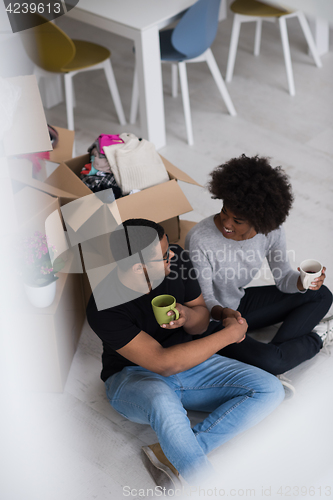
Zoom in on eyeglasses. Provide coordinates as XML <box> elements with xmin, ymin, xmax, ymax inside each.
<box><xmin>150</xmin><ymin>235</ymin><xmax>171</xmax><ymax>263</ymax></box>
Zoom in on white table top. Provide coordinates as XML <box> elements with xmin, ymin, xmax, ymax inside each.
<box><xmin>72</xmin><ymin>0</ymin><xmax>196</xmax><ymax>31</ymax></box>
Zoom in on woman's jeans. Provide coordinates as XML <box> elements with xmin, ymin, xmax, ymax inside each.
<box><xmin>218</xmin><ymin>285</ymin><xmax>333</xmax><ymax>375</ymax></box>
<box><xmin>105</xmin><ymin>355</ymin><xmax>284</xmax><ymax>484</ymax></box>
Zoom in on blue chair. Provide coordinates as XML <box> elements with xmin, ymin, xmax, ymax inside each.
<box><xmin>130</xmin><ymin>0</ymin><xmax>236</xmax><ymax>145</ymax></box>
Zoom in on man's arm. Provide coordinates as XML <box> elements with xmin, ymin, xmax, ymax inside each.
<box><xmin>116</xmin><ymin>315</ymin><xmax>247</xmax><ymax>377</ymax></box>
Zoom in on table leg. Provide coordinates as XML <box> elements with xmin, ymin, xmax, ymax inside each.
<box><xmin>134</xmin><ymin>27</ymin><xmax>166</xmax><ymax>150</ymax></box>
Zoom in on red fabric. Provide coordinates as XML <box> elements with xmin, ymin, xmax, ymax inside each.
<box><xmin>81</xmin><ymin>163</ymin><xmax>92</xmax><ymax>175</ymax></box>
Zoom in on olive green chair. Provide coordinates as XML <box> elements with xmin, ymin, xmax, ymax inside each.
<box><xmin>225</xmin><ymin>0</ymin><xmax>322</xmax><ymax>96</ymax></box>
<box><xmin>22</xmin><ymin>14</ymin><xmax>126</xmax><ymax>130</ymax></box>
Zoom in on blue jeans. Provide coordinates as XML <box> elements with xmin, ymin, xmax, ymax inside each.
<box><xmin>105</xmin><ymin>355</ymin><xmax>284</xmax><ymax>484</ymax></box>
<box><xmin>217</xmin><ymin>285</ymin><xmax>332</xmax><ymax>375</ymax></box>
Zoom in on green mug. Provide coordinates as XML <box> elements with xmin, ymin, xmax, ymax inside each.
<box><xmin>151</xmin><ymin>294</ymin><xmax>180</xmax><ymax>325</ymax></box>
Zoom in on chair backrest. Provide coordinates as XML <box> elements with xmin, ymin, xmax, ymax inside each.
<box><xmin>171</xmin><ymin>0</ymin><xmax>221</xmax><ymax>59</ymax></box>
<box><xmin>21</xmin><ymin>13</ymin><xmax>76</xmax><ymax>72</ymax></box>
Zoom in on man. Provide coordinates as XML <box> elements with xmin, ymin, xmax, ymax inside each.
<box><xmin>87</xmin><ymin>218</ymin><xmax>284</xmax><ymax>488</ymax></box>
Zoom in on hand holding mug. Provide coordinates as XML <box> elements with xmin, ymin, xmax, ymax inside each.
<box><xmin>152</xmin><ymin>295</ymin><xmax>180</xmax><ymax>327</ymax></box>
<box><xmin>298</xmin><ymin>259</ymin><xmax>326</xmax><ymax>291</ymax></box>
<box><xmin>162</xmin><ymin>303</ymin><xmax>189</xmax><ymax>329</ymax></box>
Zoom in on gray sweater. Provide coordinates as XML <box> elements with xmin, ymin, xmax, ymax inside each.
<box><xmin>185</xmin><ymin>215</ymin><xmax>301</xmax><ymax>312</ymax></box>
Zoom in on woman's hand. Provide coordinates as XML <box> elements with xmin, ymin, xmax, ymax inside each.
<box><xmin>221</xmin><ymin>307</ymin><xmax>245</xmax><ymax>325</ymax></box>
<box><xmin>297</xmin><ymin>266</ymin><xmax>326</xmax><ymax>291</ymax></box>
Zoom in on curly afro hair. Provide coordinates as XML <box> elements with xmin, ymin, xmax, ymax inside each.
<box><xmin>208</xmin><ymin>155</ymin><xmax>294</xmax><ymax>235</ymax></box>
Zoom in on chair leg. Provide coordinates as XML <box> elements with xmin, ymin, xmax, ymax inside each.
<box><xmin>64</xmin><ymin>73</ymin><xmax>75</xmax><ymax>130</ymax></box>
<box><xmin>33</xmin><ymin>66</ymin><xmax>41</xmax><ymax>84</ymax></box>
<box><xmin>297</xmin><ymin>11</ymin><xmax>322</xmax><ymax>68</ymax></box>
<box><xmin>226</xmin><ymin>14</ymin><xmax>242</xmax><ymax>82</ymax></box>
<box><xmin>130</xmin><ymin>66</ymin><xmax>139</xmax><ymax>124</ymax></box>
<box><xmin>254</xmin><ymin>19</ymin><xmax>262</xmax><ymax>56</ymax></box>
<box><xmin>178</xmin><ymin>62</ymin><xmax>194</xmax><ymax>146</ymax></box>
<box><xmin>72</xmin><ymin>83</ymin><xmax>76</xmax><ymax>108</ymax></box>
<box><xmin>205</xmin><ymin>49</ymin><xmax>237</xmax><ymax>116</ymax></box>
<box><xmin>103</xmin><ymin>59</ymin><xmax>126</xmax><ymax>126</ymax></box>
<box><xmin>278</xmin><ymin>17</ymin><xmax>295</xmax><ymax>96</ymax></box>
<box><xmin>171</xmin><ymin>64</ymin><xmax>178</xmax><ymax>97</ymax></box>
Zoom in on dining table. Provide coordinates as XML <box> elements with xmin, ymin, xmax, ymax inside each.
<box><xmin>66</xmin><ymin>0</ymin><xmax>199</xmax><ymax>150</ymax></box>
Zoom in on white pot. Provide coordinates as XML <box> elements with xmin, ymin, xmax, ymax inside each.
<box><xmin>24</xmin><ymin>280</ymin><xmax>57</xmax><ymax>308</ymax></box>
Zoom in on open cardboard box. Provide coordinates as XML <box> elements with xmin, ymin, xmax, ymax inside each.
<box><xmin>11</xmin><ymin>151</ymin><xmax>200</xmax><ymax>244</ymax></box>
<box><xmin>11</xmin><ymin>149</ymin><xmax>200</xmax><ymax>304</ymax></box>
<box><xmin>61</xmin><ymin>153</ymin><xmax>200</xmax><ymax>243</ymax></box>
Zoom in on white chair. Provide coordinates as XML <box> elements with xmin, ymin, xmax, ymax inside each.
<box><xmin>130</xmin><ymin>0</ymin><xmax>236</xmax><ymax>146</ymax></box>
<box><xmin>225</xmin><ymin>0</ymin><xmax>322</xmax><ymax>96</ymax></box>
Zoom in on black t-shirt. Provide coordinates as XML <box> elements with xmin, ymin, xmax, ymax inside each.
<box><xmin>86</xmin><ymin>245</ymin><xmax>201</xmax><ymax>381</ymax></box>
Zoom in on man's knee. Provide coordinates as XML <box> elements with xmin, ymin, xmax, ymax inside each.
<box><xmin>255</xmin><ymin>370</ymin><xmax>285</xmax><ymax>405</ymax></box>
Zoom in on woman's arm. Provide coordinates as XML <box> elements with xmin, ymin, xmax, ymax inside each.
<box><xmin>187</xmin><ymin>246</ymin><xmax>224</xmax><ymax>312</ymax></box>
<box><xmin>266</xmin><ymin>227</ymin><xmax>302</xmax><ymax>293</ymax></box>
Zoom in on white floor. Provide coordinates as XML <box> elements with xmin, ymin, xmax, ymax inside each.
<box><xmin>5</xmin><ymin>11</ymin><xmax>333</xmax><ymax>500</ymax></box>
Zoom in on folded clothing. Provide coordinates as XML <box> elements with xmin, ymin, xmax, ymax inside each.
<box><xmin>104</xmin><ymin>135</ymin><xmax>169</xmax><ymax>195</ymax></box>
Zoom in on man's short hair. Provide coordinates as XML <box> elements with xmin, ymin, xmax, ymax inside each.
<box><xmin>109</xmin><ymin>219</ymin><xmax>165</xmax><ymax>271</ymax></box>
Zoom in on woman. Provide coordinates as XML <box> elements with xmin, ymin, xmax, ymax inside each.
<box><xmin>185</xmin><ymin>155</ymin><xmax>332</xmax><ymax>375</ymax></box>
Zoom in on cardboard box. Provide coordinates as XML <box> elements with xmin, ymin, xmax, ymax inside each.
<box><xmin>14</xmin><ymin>187</ymin><xmax>85</xmax><ymax>392</ymax></box>
<box><xmin>48</xmin><ymin>126</ymin><xmax>75</xmax><ymax>165</ymax></box>
<box><xmin>10</xmin><ymin>151</ymin><xmax>200</xmax><ymax>244</ymax></box>
<box><xmin>9</xmin><ymin>125</ymin><xmax>75</xmax><ymax>188</ymax></box>
<box><xmin>13</xmin><ymin>271</ymin><xmax>85</xmax><ymax>392</ymax></box>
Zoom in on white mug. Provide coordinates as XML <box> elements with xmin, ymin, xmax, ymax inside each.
<box><xmin>299</xmin><ymin>259</ymin><xmax>323</xmax><ymax>290</ymax></box>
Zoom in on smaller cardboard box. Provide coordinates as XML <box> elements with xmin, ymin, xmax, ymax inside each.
<box><xmin>13</xmin><ymin>271</ymin><xmax>85</xmax><ymax>392</ymax></box>
<box><xmin>14</xmin><ymin>187</ymin><xmax>85</xmax><ymax>392</ymax></box>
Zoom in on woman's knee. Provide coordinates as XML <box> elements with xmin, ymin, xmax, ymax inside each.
<box><xmin>309</xmin><ymin>284</ymin><xmax>332</xmax><ymax>307</ymax></box>
<box><xmin>319</xmin><ymin>285</ymin><xmax>333</xmax><ymax>307</ymax></box>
